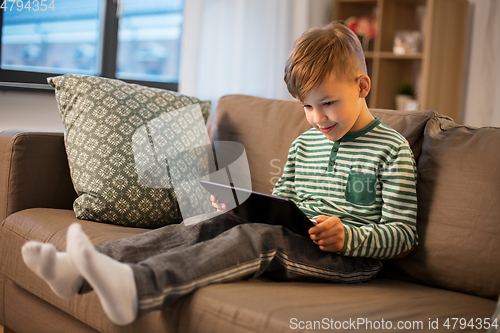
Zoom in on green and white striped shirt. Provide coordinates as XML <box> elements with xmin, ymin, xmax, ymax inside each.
<box><xmin>272</xmin><ymin>118</ymin><xmax>418</xmax><ymax>259</ymax></box>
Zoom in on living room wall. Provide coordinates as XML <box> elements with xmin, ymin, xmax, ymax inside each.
<box><xmin>462</xmin><ymin>0</ymin><xmax>500</xmax><ymax>127</ymax></box>
<box><xmin>0</xmin><ymin>90</ymin><xmax>63</xmax><ymax>132</ymax></box>
<box><xmin>0</xmin><ymin>0</ymin><xmax>498</xmax><ymax>131</ymax></box>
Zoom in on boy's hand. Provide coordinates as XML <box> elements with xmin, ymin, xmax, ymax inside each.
<box><xmin>309</xmin><ymin>215</ymin><xmax>345</xmax><ymax>252</ymax></box>
<box><xmin>210</xmin><ymin>195</ymin><xmax>236</xmax><ymax>215</ymax></box>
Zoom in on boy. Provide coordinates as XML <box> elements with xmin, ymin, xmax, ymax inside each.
<box><xmin>21</xmin><ymin>22</ymin><xmax>418</xmax><ymax>326</ymax></box>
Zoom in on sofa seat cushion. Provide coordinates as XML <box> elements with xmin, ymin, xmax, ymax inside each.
<box><xmin>2</xmin><ymin>208</ymin><xmax>496</xmax><ymax>333</ymax></box>
<box><xmin>178</xmin><ymin>278</ymin><xmax>496</xmax><ymax>333</ymax></box>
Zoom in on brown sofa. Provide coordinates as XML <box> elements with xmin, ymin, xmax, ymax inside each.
<box><xmin>1</xmin><ymin>94</ymin><xmax>499</xmax><ymax>333</ymax></box>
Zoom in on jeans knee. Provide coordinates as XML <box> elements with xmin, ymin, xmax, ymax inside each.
<box><xmin>230</xmin><ymin>224</ymin><xmax>287</xmax><ymax>248</ymax></box>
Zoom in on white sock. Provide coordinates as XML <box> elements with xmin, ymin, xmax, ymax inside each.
<box><xmin>66</xmin><ymin>223</ymin><xmax>138</xmax><ymax>326</ymax></box>
<box><xmin>21</xmin><ymin>241</ymin><xmax>83</xmax><ymax>299</ymax></box>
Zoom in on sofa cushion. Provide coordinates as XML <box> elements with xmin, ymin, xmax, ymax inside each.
<box><xmin>208</xmin><ymin>95</ymin><xmax>435</xmax><ymax>194</ymax></box>
<box><xmin>48</xmin><ymin>74</ymin><xmax>211</xmax><ymax>228</ymax></box>
<box><xmin>385</xmin><ymin>116</ymin><xmax>500</xmax><ymax>300</ymax></box>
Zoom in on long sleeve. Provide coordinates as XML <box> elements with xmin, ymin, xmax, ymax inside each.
<box><xmin>270</xmin><ymin>122</ymin><xmax>419</xmax><ymax>260</ymax></box>
<box><xmin>271</xmin><ymin>141</ymin><xmax>298</xmax><ymax>201</ymax></box>
<box><xmin>338</xmin><ymin>142</ymin><xmax>418</xmax><ymax>259</ymax></box>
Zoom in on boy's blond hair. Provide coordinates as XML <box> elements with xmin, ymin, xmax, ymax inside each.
<box><xmin>284</xmin><ymin>21</ymin><xmax>367</xmax><ymax>102</ymax></box>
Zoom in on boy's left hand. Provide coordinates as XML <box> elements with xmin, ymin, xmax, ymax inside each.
<box><xmin>309</xmin><ymin>215</ymin><xmax>345</xmax><ymax>252</ymax></box>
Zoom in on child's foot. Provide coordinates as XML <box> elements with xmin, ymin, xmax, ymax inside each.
<box><xmin>66</xmin><ymin>223</ymin><xmax>138</xmax><ymax>326</ymax></box>
<box><xmin>21</xmin><ymin>241</ymin><xmax>83</xmax><ymax>299</ymax></box>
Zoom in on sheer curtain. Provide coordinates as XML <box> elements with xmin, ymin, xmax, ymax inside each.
<box><xmin>179</xmin><ymin>0</ymin><xmax>332</xmax><ymax>108</ymax></box>
<box><xmin>463</xmin><ymin>0</ymin><xmax>500</xmax><ymax>127</ymax></box>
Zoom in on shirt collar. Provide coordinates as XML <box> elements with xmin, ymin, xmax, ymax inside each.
<box><xmin>339</xmin><ymin>117</ymin><xmax>380</xmax><ymax>142</ymax></box>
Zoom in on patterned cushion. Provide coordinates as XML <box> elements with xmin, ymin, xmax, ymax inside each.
<box><xmin>47</xmin><ymin>74</ymin><xmax>211</xmax><ymax>228</ymax></box>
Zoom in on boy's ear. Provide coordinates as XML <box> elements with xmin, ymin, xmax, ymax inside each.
<box><xmin>357</xmin><ymin>75</ymin><xmax>371</xmax><ymax>98</ymax></box>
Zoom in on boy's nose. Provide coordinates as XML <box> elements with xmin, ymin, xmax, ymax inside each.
<box><xmin>313</xmin><ymin>109</ymin><xmax>328</xmax><ymax>123</ymax></box>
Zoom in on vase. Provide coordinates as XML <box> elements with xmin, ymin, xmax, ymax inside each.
<box><xmin>395</xmin><ymin>95</ymin><xmax>419</xmax><ymax>111</ymax></box>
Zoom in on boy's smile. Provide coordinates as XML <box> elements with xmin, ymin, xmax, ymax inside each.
<box><xmin>301</xmin><ymin>73</ymin><xmax>374</xmax><ymax>141</ymax></box>
<box><xmin>318</xmin><ymin>124</ymin><xmax>336</xmax><ymax>133</ymax></box>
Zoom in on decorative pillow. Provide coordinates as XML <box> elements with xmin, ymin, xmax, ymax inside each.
<box><xmin>48</xmin><ymin>74</ymin><xmax>211</xmax><ymax>228</ymax></box>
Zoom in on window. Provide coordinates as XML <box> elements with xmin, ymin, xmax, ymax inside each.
<box><xmin>0</xmin><ymin>0</ymin><xmax>184</xmax><ymax>91</ymax></box>
<box><xmin>116</xmin><ymin>0</ymin><xmax>183</xmax><ymax>83</ymax></box>
<box><xmin>1</xmin><ymin>0</ymin><xmax>101</xmax><ymax>75</ymax></box>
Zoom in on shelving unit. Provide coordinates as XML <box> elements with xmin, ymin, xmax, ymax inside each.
<box><xmin>333</xmin><ymin>0</ymin><xmax>469</xmax><ymax>123</ymax></box>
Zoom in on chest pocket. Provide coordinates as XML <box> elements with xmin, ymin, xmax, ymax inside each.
<box><xmin>345</xmin><ymin>171</ymin><xmax>377</xmax><ymax>206</ymax></box>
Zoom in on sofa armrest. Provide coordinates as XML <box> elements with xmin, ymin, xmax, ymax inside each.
<box><xmin>0</xmin><ymin>130</ymin><xmax>77</xmax><ymax>222</ymax></box>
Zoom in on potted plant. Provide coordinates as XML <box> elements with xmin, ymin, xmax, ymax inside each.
<box><xmin>395</xmin><ymin>81</ymin><xmax>419</xmax><ymax>111</ymax></box>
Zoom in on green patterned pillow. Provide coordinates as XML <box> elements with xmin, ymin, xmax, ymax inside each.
<box><xmin>48</xmin><ymin>74</ymin><xmax>211</xmax><ymax>228</ymax></box>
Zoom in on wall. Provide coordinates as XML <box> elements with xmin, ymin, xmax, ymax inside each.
<box><xmin>1</xmin><ymin>0</ymin><xmax>499</xmax><ymax>131</ymax></box>
<box><xmin>0</xmin><ymin>90</ymin><xmax>63</xmax><ymax>132</ymax></box>
<box><xmin>462</xmin><ymin>0</ymin><xmax>500</xmax><ymax>128</ymax></box>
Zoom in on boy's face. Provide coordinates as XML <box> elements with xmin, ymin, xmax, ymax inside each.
<box><xmin>301</xmin><ymin>73</ymin><xmax>373</xmax><ymax>142</ymax></box>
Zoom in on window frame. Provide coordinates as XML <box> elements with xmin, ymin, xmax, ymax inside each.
<box><xmin>0</xmin><ymin>0</ymin><xmax>179</xmax><ymax>92</ymax></box>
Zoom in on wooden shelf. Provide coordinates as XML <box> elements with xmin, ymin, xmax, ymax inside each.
<box><xmin>333</xmin><ymin>0</ymin><xmax>469</xmax><ymax>123</ymax></box>
<box><xmin>378</xmin><ymin>52</ymin><xmax>423</xmax><ymax>59</ymax></box>
<box><xmin>364</xmin><ymin>52</ymin><xmax>376</xmax><ymax>59</ymax></box>
<box><xmin>337</xmin><ymin>0</ymin><xmax>377</xmax><ymax>3</ymax></box>
<box><xmin>365</xmin><ymin>52</ymin><xmax>424</xmax><ymax>60</ymax></box>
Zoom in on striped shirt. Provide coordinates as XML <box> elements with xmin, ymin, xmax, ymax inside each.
<box><xmin>272</xmin><ymin>118</ymin><xmax>418</xmax><ymax>259</ymax></box>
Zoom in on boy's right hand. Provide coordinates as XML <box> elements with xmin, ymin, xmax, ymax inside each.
<box><xmin>309</xmin><ymin>215</ymin><xmax>345</xmax><ymax>252</ymax></box>
<box><xmin>210</xmin><ymin>195</ymin><xmax>236</xmax><ymax>215</ymax></box>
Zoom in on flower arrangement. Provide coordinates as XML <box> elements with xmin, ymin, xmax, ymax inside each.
<box><xmin>345</xmin><ymin>16</ymin><xmax>377</xmax><ymax>51</ymax></box>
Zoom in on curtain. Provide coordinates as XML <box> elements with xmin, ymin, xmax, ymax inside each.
<box><xmin>179</xmin><ymin>0</ymin><xmax>332</xmax><ymax>109</ymax></box>
<box><xmin>463</xmin><ymin>0</ymin><xmax>500</xmax><ymax>127</ymax></box>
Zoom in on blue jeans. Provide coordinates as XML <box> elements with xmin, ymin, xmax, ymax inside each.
<box><xmin>87</xmin><ymin>213</ymin><xmax>382</xmax><ymax>313</ymax></box>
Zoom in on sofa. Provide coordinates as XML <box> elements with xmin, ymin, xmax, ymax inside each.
<box><xmin>0</xmin><ymin>94</ymin><xmax>499</xmax><ymax>333</ymax></box>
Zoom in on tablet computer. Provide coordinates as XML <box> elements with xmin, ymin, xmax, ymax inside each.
<box><xmin>200</xmin><ymin>180</ymin><xmax>315</xmax><ymax>237</ymax></box>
